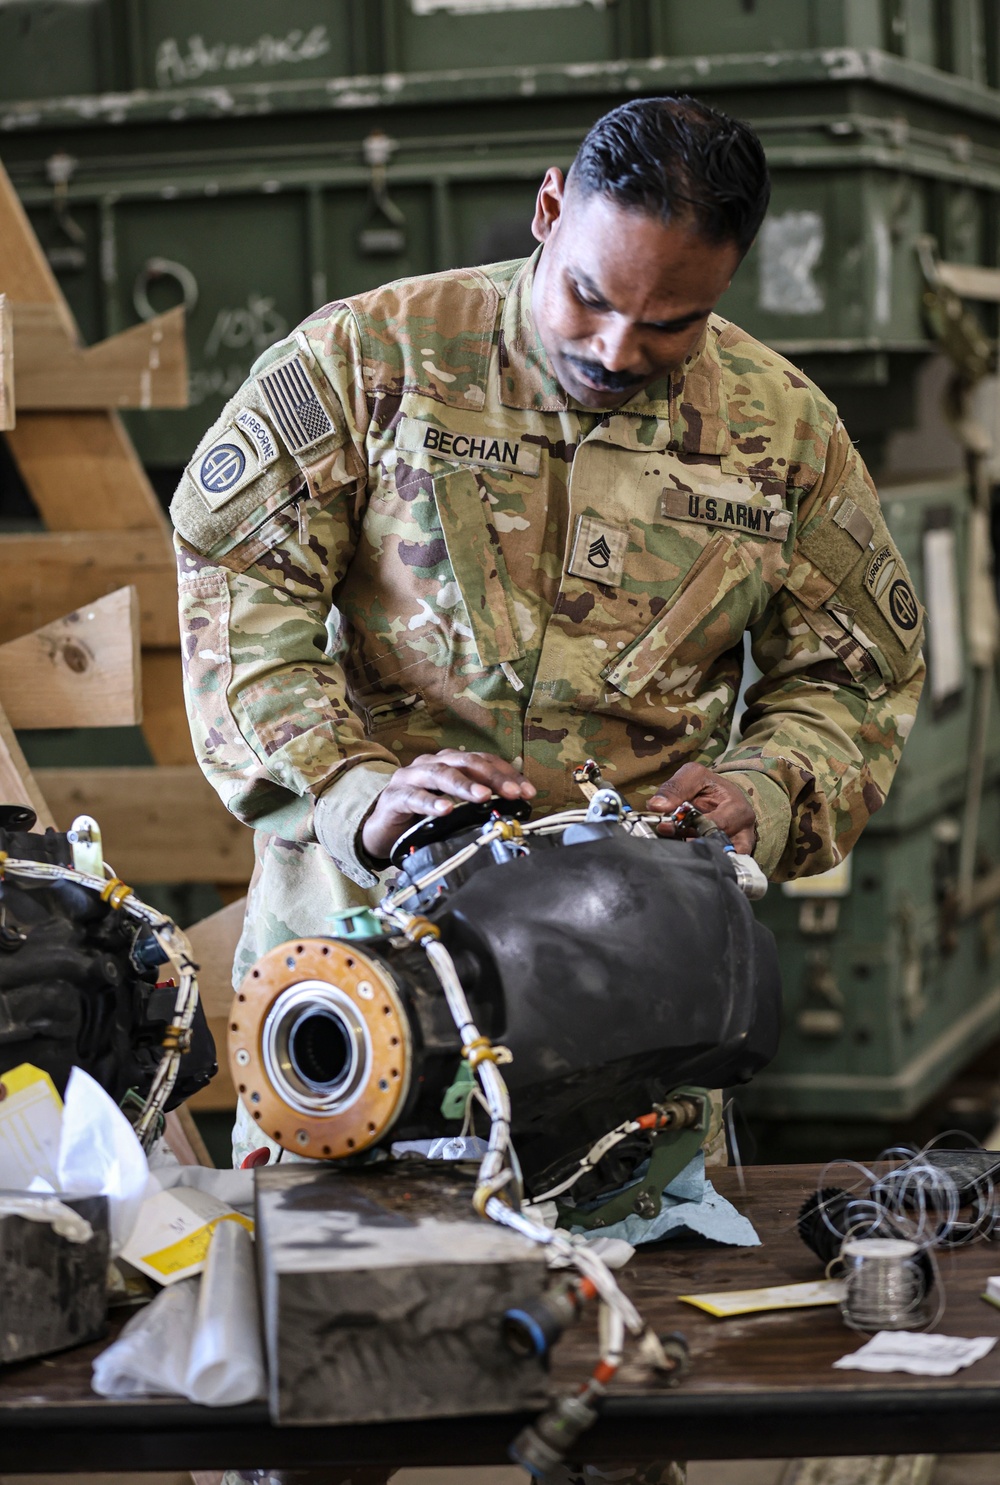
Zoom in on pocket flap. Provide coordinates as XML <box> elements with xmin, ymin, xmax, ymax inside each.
<box><xmin>433</xmin><ymin>468</ymin><xmax>524</xmax><ymax>668</ymax></box>
<box><xmin>602</xmin><ymin>535</ymin><xmax>754</xmax><ymax>697</ymax></box>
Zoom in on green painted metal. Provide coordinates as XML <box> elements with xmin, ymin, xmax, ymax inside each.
<box><xmin>745</xmin><ymin>472</ymin><xmax>1000</xmax><ymax>1122</ymax></box>
<box><xmin>745</xmin><ymin>782</ymin><xmax>1000</xmax><ymax>1121</ymax></box>
<box><xmin>0</xmin><ymin>8</ymin><xmax>997</xmax><ymax>466</ymax></box>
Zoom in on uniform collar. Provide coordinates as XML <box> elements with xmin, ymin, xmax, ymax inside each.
<box><xmin>497</xmin><ymin>253</ymin><xmax>730</xmax><ymax>457</ymax></box>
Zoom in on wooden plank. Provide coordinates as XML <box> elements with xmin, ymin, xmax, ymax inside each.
<box><xmin>140</xmin><ymin>650</ymin><xmax>198</xmax><ymax>767</ymax></box>
<box><xmin>186</xmin><ymin>896</ymin><xmax>247</xmax><ymax>1113</ymax></box>
<box><xmin>0</xmin><ymin>161</ymin><xmax>170</xmax><ymax>536</ymax></box>
<box><xmin>0</xmin><ymin>294</ymin><xmax>13</xmax><ymax>431</ymax></box>
<box><xmin>937</xmin><ymin>259</ymin><xmax>1000</xmax><ymax>302</ymax></box>
<box><xmin>163</xmin><ymin>1107</ymin><xmax>214</xmax><ymax>1168</ymax></box>
<box><xmin>185</xmin><ymin>896</ymin><xmax>246</xmax><ymax>1019</ymax></box>
<box><xmin>12</xmin><ymin>303</ymin><xmax>187</xmax><ymax>410</ymax></box>
<box><xmin>34</xmin><ymin>766</ymin><xmax>254</xmax><ymax>884</ymax></box>
<box><xmin>0</xmin><ymin>531</ymin><xmax>178</xmax><ymax>647</ymax></box>
<box><xmin>5</xmin><ymin>412</ymin><xmax>171</xmax><ymax>535</ymax></box>
<box><xmin>0</xmin><ymin>587</ymin><xmax>141</xmax><ymax>729</ymax></box>
<box><xmin>0</xmin><ymin>700</ymin><xmax>54</xmax><ymax>828</ymax></box>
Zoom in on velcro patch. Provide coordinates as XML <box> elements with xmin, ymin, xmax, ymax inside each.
<box><xmin>660</xmin><ymin>489</ymin><xmax>792</xmax><ymax>543</ymax></box>
<box><xmin>833</xmin><ymin>496</ymin><xmax>875</xmax><ymax>549</ymax></box>
<box><xmin>864</xmin><ymin>544</ymin><xmax>924</xmax><ymax>645</ymax></box>
<box><xmin>187</xmin><ymin>426</ymin><xmax>263</xmax><ymax>511</ymax></box>
<box><xmin>257</xmin><ymin>353</ymin><xmax>335</xmax><ymax>455</ymax></box>
<box><xmin>567</xmin><ymin>516</ymin><xmax>628</xmax><ymax>587</ymax></box>
<box><xmin>396</xmin><ymin>416</ymin><xmax>540</xmax><ymax>477</ymax></box>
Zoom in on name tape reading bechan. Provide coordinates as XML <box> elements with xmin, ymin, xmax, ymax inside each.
<box><xmin>396</xmin><ymin>416</ymin><xmax>540</xmax><ymax>476</ymax></box>
<box><xmin>660</xmin><ymin>489</ymin><xmax>792</xmax><ymax>542</ymax></box>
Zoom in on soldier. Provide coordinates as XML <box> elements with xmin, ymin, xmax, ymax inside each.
<box><xmin>172</xmin><ymin>90</ymin><xmax>924</xmax><ymax>1485</ymax></box>
<box><xmin>172</xmin><ymin>92</ymin><xmax>923</xmax><ymax>1133</ymax></box>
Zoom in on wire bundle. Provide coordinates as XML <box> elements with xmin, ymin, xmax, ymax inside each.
<box><xmin>840</xmin><ymin>1236</ymin><xmax>927</xmax><ymax>1333</ymax></box>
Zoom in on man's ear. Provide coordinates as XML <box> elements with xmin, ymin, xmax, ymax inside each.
<box><xmin>531</xmin><ymin>166</ymin><xmax>566</xmax><ymax>244</ymax></box>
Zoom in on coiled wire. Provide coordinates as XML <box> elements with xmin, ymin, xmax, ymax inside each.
<box><xmin>840</xmin><ymin>1236</ymin><xmax>927</xmax><ymax>1333</ymax></box>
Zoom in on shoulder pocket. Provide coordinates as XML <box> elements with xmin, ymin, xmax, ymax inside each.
<box><xmin>602</xmin><ymin>534</ymin><xmax>755</xmax><ymax>697</ymax></box>
<box><xmin>793</xmin><ymin>466</ymin><xmax>924</xmax><ymax>682</ymax></box>
<box><xmin>433</xmin><ymin>467</ymin><xmax>524</xmax><ymax>668</ymax></box>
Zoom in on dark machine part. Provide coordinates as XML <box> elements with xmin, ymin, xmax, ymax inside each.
<box><xmin>0</xmin><ymin>813</ymin><xmax>216</xmax><ymax>1107</ymax></box>
<box><xmin>232</xmin><ymin>826</ymin><xmax>780</xmax><ymax>1191</ymax></box>
<box><xmin>0</xmin><ymin>1193</ymin><xmax>109</xmax><ymax>1364</ymax></box>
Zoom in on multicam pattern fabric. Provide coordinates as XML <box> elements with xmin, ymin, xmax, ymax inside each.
<box><xmin>172</xmin><ymin>252</ymin><xmax>924</xmax><ymax>982</ymax></box>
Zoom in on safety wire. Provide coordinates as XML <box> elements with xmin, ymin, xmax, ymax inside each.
<box><xmin>0</xmin><ymin>853</ymin><xmax>200</xmax><ymax>1151</ymax></box>
<box><xmin>377</xmin><ymin>882</ymin><xmax>672</xmax><ymax>1406</ymax></box>
<box><xmin>811</xmin><ymin>1139</ymin><xmax>1000</xmax><ymax>1332</ymax></box>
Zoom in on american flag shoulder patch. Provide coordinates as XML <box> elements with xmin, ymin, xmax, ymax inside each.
<box><xmin>256</xmin><ymin>352</ymin><xmax>336</xmax><ymax>455</ymax></box>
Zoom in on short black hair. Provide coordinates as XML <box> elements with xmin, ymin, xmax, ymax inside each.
<box><xmin>569</xmin><ymin>96</ymin><xmax>770</xmax><ymax>256</ymax></box>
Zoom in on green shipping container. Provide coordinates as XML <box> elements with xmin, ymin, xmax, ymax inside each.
<box><xmin>745</xmin><ymin>472</ymin><xmax>1000</xmax><ymax>1122</ymax></box>
<box><xmin>0</xmin><ymin>5</ymin><xmax>999</xmax><ymax>465</ymax></box>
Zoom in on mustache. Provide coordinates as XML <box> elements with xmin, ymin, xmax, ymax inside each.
<box><xmin>563</xmin><ymin>354</ymin><xmax>644</xmax><ymax>394</ymax></box>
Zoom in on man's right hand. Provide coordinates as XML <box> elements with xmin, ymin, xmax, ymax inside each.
<box><xmin>361</xmin><ymin>750</ymin><xmax>536</xmax><ymax>862</ymax></box>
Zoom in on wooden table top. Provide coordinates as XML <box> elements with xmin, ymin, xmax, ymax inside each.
<box><xmin>3</xmin><ymin>1163</ymin><xmax>1000</xmax><ymax>1470</ymax></box>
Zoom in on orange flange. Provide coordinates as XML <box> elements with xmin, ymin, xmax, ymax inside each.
<box><xmin>229</xmin><ymin>936</ymin><xmax>412</xmax><ymax>1160</ymax></box>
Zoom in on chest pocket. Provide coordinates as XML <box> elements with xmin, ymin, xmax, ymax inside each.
<box><xmin>433</xmin><ymin>467</ymin><xmax>524</xmax><ymax>669</ymax></box>
<box><xmin>602</xmin><ymin>534</ymin><xmax>757</xmax><ymax>697</ymax></box>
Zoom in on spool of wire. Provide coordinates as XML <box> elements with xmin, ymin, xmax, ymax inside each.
<box><xmin>840</xmin><ymin>1236</ymin><xmax>927</xmax><ymax>1333</ymax></box>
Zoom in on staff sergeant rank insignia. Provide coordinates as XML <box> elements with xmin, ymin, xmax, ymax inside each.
<box><xmin>396</xmin><ymin>416</ymin><xmax>541</xmax><ymax>476</ymax></box>
<box><xmin>567</xmin><ymin>516</ymin><xmax>628</xmax><ymax>587</ymax></box>
<box><xmin>660</xmin><ymin>489</ymin><xmax>792</xmax><ymax>542</ymax></box>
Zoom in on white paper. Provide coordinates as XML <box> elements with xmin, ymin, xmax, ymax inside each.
<box><xmin>185</xmin><ymin>1219</ymin><xmax>265</xmax><ymax>1405</ymax></box>
<box><xmin>56</xmin><ymin>1068</ymin><xmax>149</xmax><ymax>1254</ymax></box>
<box><xmin>834</xmin><ymin>1331</ymin><xmax>997</xmax><ymax>1376</ymax></box>
<box><xmin>121</xmin><ymin>1185</ymin><xmax>252</xmax><ymax>1285</ymax></box>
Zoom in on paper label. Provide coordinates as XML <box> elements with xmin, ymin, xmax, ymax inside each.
<box><xmin>0</xmin><ymin>1062</ymin><xmax>63</xmax><ymax>1191</ymax></box>
<box><xmin>121</xmin><ymin>1186</ymin><xmax>253</xmax><ymax>1285</ymax></box>
<box><xmin>679</xmin><ymin>1279</ymin><xmax>846</xmax><ymax>1318</ymax></box>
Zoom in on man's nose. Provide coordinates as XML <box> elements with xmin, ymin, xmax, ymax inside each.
<box><xmin>590</xmin><ymin>317</ymin><xmax>643</xmax><ymax>374</ymax></box>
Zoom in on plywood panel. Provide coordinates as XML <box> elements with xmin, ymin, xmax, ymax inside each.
<box><xmin>0</xmin><ymin>586</ymin><xmax>141</xmax><ymax>729</ymax></box>
<box><xmin>0</xmin><ymin>531</ymin><xmax>178</xmax><ymax>646</ymax></box>
<box><xmin>35</xmin><ymin>765</ymin><xmax>254</xmax><ymax>883</ymax></box>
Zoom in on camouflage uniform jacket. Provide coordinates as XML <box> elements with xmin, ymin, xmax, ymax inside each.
<box><xmin>171</xmin><ymin>253</ymin><xmax>925</xmax><ymax>983</ymax></box>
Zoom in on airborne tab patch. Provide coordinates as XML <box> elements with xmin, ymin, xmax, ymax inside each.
<box><xmin>567</xmin><ymin>516</ymin><xmax>628</xmax><ymax>587</ymax></box>
<box><xmin>660</xmin><ymin>489</ymin><xmax>792</xmax><ymax>543</ymax></box>
<box><xmin>864</xmin><ymin>544</ymin><xmax>924</xmax><ymax>646</ymax></box>
<box><xmin>396</xmin><ymin>416</ymin><xmax>540</xmax><ymax>477</ymax></box>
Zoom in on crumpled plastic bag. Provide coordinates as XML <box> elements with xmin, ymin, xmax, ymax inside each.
<box><xmin>93</xmin><ymin>1219</ymin><xmax>265</xmax><ymax>1406</ymax></box>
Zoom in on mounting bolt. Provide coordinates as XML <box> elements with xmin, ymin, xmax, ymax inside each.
<box><xmin>235</xmin><ymin>1048</ymin><xmax>250</xmax><ymax>1067</ymax></box>
<box><xmin>632</xmin><ymin>1188</ymin><xmax>658</xmax><ymax>1220</ymax></box>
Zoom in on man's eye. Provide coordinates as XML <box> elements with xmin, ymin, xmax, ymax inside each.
<box><xmin>572</xmin><ymin>282</ymin><xmax>603</xmax><ymax>310</ymax></box>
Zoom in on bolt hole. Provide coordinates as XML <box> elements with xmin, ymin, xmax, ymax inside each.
<box><xmin>390</xmin><ymin>1035</ymin><xmax>399</xmax><ymax>1046</ymax></box>
<box><xmin>238</xmin><ymin>992</ymin><xmax>246</xmax><ymax>1001</ymax></box>
<box><xmin>347</xmin><ymin>1138</ymin><xmax>355</xmax><ymax>1149</ymax></box>
<box><xmin>274</xmin><ymin>1130</ymin><xmax>282</xmax><ymax>1140</ymax></box>
<box><xmin>321</xmin><ymin>946</ymin><xmax>330</xmax><ymax>956</ymax></box>
<box><xmin>253</xmin><ymin>1111</ymin><xmax>261</xmax><ymax>1120</ymax></box>
<box><xmin>251</xmin><ymin>971</ymin><xmax>260</xmax><ymax>979</ymax></box>
<box><xmin>230</xmin><ymin>1022</ymin><xmax>238</xmax><ymax>1031</ymax></box>
<box><xmin>238</xmin><ymin>1083</ymin><xmax>246</xmax><ymax>1093</ymax></box>
<box><xmin>391</xmin><ymin>1068</ymin><xmax>399</xmax><ymax>1079</ymax></box>
<box><xmin>323</xmin><ymin>1145</ymin><xmax>331</xmax><ymax>1155</ymax></box>
<box><xmin>346</xmin><ymin>957</ymin><xmax>355</xmax><ymax>968</ymax></box>
<box><xmin>368</xmin><ymin>1122</ymin><xmax>376</xmax><ymax>1133</ymax></box>
<box><xmin>382</xmin><ymin>1005</ymin><xmax>392</xmax><ymax>1016</ymax></box>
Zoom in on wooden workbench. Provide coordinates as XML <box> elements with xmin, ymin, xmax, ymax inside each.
<box><xmin>2</xmin><ymin>1164</ymin><xmax>1000</xmax><ymax>1471</ymax></box>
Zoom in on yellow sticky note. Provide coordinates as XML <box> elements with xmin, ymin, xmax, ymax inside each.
<box><xmin>678</xmin><ymin>1279</ymin><xmax>846</xmax><ymax>1318</ymax></box>
<box><xmin>0</xmin><ymin>1062</ymin><xmax>63</xmax><ymax>1190</ymax></box>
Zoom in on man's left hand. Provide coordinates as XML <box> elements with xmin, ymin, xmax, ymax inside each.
<box><xmin>648</xmin><ymin>763</ymin><xmax>756</xmax><ymax>855</ymax></box>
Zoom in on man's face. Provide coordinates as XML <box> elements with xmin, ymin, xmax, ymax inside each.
<box><xmin>530</xmin><ymin>168</ymin><xmax>742</xmax><ymax>410</ymax></box>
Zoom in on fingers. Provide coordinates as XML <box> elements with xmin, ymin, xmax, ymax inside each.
<box><xmin>361</xmin><ymin>750</ymin><xmax>535</xmax><ymax>861</ymax></box>
<box><xmin>648</xmin><ymin>762</ymin><xmax>714</xmax><ymax>812</ymax></box>
<box><xmin>647</xmin><ymin>765</ymin><xmax>757</xmax><ymax>855</ymax></box>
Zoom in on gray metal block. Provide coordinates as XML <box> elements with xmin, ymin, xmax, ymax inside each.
<box><xmin>0</xmin><ymin>1193</ymin><xmax>109</xmax><ymax>1364</ymax></box>
<box><xmin>255</xmin><ymin>1162</ymin><xmax>549</xmax><ymax>1425</ymax></box>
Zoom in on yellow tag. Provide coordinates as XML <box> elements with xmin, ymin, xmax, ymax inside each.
<box><xmin>140</xmin><ymin>1211</ymin><xmax>254</xmax><ymax>1279</ymax></box>
<box><xmin>678</xmin><ymin>1278</ymin><xmax>845</xmax><ymax>1318</ymax></box>
<box><xmin>0</xmin><ymin>1062</ymin><xmax>64</xmax><ymax>1189</ymax></box>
